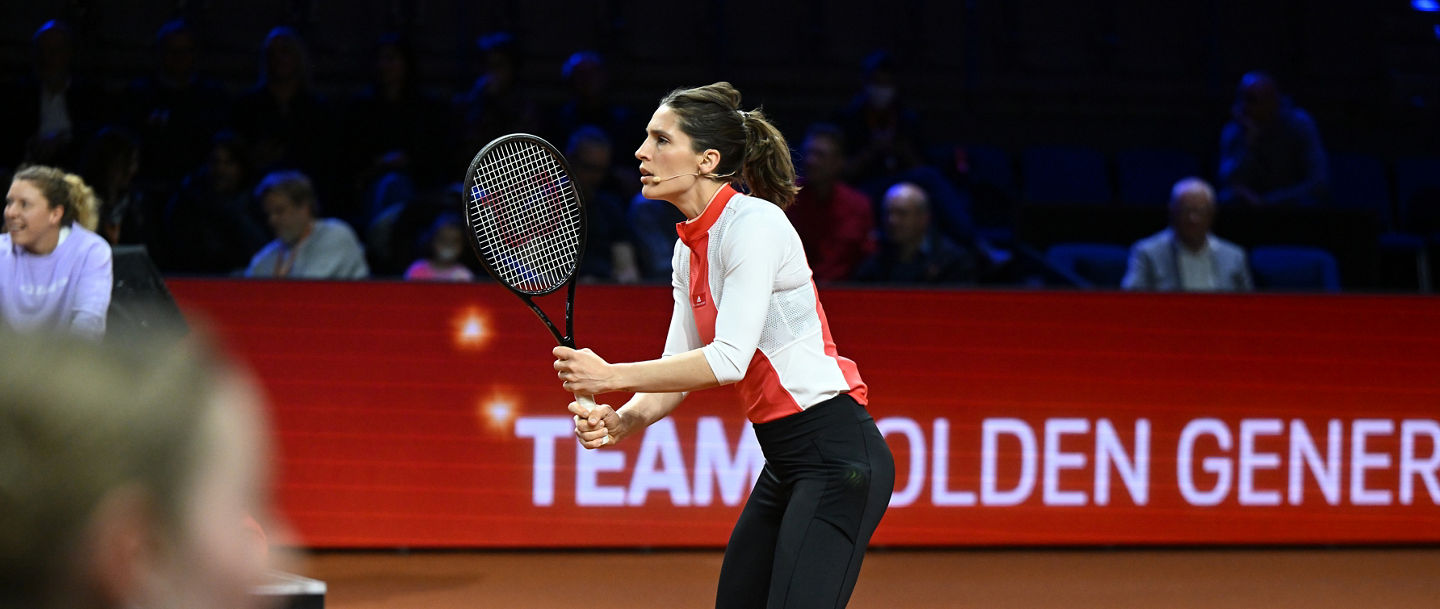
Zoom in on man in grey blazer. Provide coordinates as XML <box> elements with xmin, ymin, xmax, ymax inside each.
<box><xmin>1122</xmin><ymin>178</ymin><xmax>1253</xmax><ymax>292</ymax></box>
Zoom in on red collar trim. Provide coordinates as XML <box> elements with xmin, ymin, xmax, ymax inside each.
<box><xmin>676</xmin><ymin>184</ymin><xmax>739</xmax><ymax>245</ymax></box>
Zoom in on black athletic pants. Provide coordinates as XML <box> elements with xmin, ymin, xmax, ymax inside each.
<box><xmin>715</xmin><ymin>394</ymin><xmax>895</xmax><ymax>609</ymax></box>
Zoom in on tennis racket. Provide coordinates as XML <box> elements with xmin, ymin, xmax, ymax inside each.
<box><xmin>460</xmin><ymin>133</ymin><xmax>595</xmax><ymax>412</ymax></box>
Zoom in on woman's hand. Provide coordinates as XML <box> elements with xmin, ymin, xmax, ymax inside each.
<box><xmin>569</xmin><ymin>400</ymin><xmax>628</xmax><ymax>449</ymax></box>
<box><xmin>553</xmin><ymin>346</ymin><xmax>619</xmax><ymax>396</ymax></box>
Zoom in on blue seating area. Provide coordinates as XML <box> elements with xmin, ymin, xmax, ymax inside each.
<box><xmin>1249</xmin><ymin>246</ymin><xmax>1342</xmax><ymax>292</ymax></box>
<box><xmin>1044</xmin><ymin>243</ymin><xmax>1131</xmax><ymax>288</ymax></box>
<box><xmin>1116</xmin><ymin>148</ymin><xmax>1202</xmax><ymax>207</ymax></box>
<box><xmin>1022</xmin><ymin>146</ymin><xmax>1112</xmax><ymax>205</ymax></box>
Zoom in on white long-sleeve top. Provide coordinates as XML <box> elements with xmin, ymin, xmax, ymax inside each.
<box><xmin>664</xmin><ymin>184</ymin><xmax>867</xmax><ymax>424</ymax></box>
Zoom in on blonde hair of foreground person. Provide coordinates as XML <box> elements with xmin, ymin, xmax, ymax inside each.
<box><xmin>0</xmin><ymin>328</ymin><xmax>279</xmax><ymax>609</ymax></box>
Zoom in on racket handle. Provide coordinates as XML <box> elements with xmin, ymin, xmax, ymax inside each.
<box><xmin>573</xmin><ymin>393</ymin><xmax>606</xmax><ymax>446</ymax></box>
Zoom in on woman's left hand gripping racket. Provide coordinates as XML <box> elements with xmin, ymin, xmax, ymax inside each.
<box><xmin>460</xmin><ymin>133</ymin><xmax>599</xmax><ymax>415</ymax></box>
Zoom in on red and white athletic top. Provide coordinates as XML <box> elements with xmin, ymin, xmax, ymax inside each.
<box><xmin>664</xmin><ymin>184</ymin><xmax>868</xmax><ymax>424</ymax></box>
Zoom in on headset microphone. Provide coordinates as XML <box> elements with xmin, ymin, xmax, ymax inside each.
<box><xmin>649</xmin><ymin>172</ymin><xmax>701</xmax><ymax>183</ymax></box>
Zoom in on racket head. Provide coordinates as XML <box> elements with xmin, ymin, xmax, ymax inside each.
<box><xmin>461</xmin><ymin>133</ymin><xmax>587</xmax><ymax>297</ymax></box>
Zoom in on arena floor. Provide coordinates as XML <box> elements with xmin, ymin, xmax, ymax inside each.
<box><xmin>293</xmin><ymin>547</ymin><xmax>1440</xmax><ymax>608</ymax></box>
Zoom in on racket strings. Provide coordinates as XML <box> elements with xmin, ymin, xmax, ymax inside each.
<box><xmin>467</xmin><ymin>140</ymin><xmax>583</xmax><ymax>294</ymax></box>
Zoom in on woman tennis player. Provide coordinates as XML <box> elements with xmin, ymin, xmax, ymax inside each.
<box><xmin>553</xmin><ymin>82</ymin><xmax>895</xmax><ymax>609</ymax></box>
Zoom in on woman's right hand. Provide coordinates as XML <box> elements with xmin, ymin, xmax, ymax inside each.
<box><xmin>569</xmin><ymin>400</ymin><xmax>625</xmax><ymax>449</ymax></box>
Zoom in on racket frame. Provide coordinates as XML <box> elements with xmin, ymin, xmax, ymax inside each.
<box><xmin>460</xmin><ymin>133</ymin><xmax>587</xmax><ymax>349</ymax></box>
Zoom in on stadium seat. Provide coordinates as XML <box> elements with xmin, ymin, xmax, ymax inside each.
<box><xmin>1329</xmin><ymin>152</ymin><xmax>1428</xmax><ymax>290</ymax></box>
<box><xmin>1393</xmin><ymin>156</ymin><xmax>1440</xmax><ymax>236</ymax></box>
<box><xmin>1022</xmin><ymin>146</ymin><xmax>1112</xmax><ymax>205</ymax></box>
<box><xmin>966</xmin><ymin>144</ymin><xmax>1018</xmax><ymax>200</ymax></box>
<box><xmin>1328</xmin><ymin>152</ymin><xmax>1395</xmax><ymax>227</ymax></box>
<box><xmin>1115</xmin><ymin>148</ymin><xmax>1201</xmax><ymax>206</ymax></box>
<box><xmin>1044</xmin><ymin>242</ymin><xmax>1131</xmax><ymax>288</ymax></box>
<box><xmin>958</xmin><ymin>144</ymin><xmax>1018</xmax><ymax>243</ymax></box>
<box><xmin>1249</xmin><ymin>245</ymin><xmax>1341</xmax><ymax>292</ymax></box>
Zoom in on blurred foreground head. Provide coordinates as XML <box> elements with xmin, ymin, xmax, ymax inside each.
<box><xmin>0</xmin><ymin>327</ymin><xmax>276</xmax><ymax>609</ymax></box>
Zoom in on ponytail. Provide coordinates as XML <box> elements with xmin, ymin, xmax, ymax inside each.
<box><xmin>62</xmin><ymin>172</ymin><xmax>100</xmax><ymax>231</ymax></box>
<box><xmin>12</xmin><ymin>165</ymin><xmax>100</xmax><ymax>231</ymax></box>
<box><xmin>739</xmin><ymin>109</ymin><xmax>798</xmax><ymax>208</ymax></box>
<box><xmin>659</xmin><ymin>82</ymin><xmax>799</xmax><ymax>208</ymax></box>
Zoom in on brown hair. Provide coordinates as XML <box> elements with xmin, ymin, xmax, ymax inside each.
<box><xmin>254</xmin><ymin>169</ymin><xmax>318</xmax><ymax>214</ymax></box>
<box><xmin>0</xmin><ymin>328</ymin><xmax>227</xmax><ymax>607</ymax></box>
<box><xmin>659</xmin><ymin>82</ymin><xmax>799</xmax><ymax>208</ymax></box>
<box><xmin>12</xmin><ymin>165</ymin><xmax>100</xmax><ymax>231</ymax></box>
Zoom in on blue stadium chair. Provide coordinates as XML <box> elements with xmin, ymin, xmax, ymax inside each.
<box><xmin>1249</xmin><ymin>246</ymin><xmax>1341</xmax><ymax>292</ymax></box>
<box><xmin>1022</xmin><ymin>146</ymin><xmax>1112</xmax><ymax>205</ymax></box>
<box><xmin>1329</xmin><ymin>152</ymin><xmax>1395</xmax><ymax>228</ymax></box>
<box><xmin>959</xmin><ymin>144</ymin><xmax>1018</xmax><ymax>244</ymax></box>
<box><xmin>1331</xmin><ymin>152</ymin><xmax>1429</xmax><ymax>290</ymax></box>
<box><xmin>1394</xmin><ymin>156</ymin><xmax>1440</xmax><ymax>236</ymax></box>
<box><xmin>1115</xmin><ymin>148</ymin><xmax>1201</xmax><ymax>206</ymax></box>
<box><xmin>966</xmin><ymin>144</ymin><xmax>1018</xmax><ymax>200</ymax></box>
<box><xmin>1044</xmin><ymin>242</ymin><xmax>1131</xmax><ymax>288</ymax></box>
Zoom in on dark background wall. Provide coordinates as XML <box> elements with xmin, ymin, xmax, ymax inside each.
<box><xmin>2</xmin><ymin>0</ymin><xmax>1436</xmax><ymax>160</ymax></box>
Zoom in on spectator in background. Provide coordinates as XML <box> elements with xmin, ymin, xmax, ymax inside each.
<box><xmin>1</xmin><ymin>165</ymin><xmax>111</xmax><ymax>339</ymax></box>
<box><xmin>626</xmin><ymin>192</ymin><xmax>686</xmax><ymax>281</ymax></box>
<box><xmin>245</xmin><ymin>170</ymin><xmax>368</xmax><ymax>279</ymax></box>
<box><xmin>366</xmin><ymin>182</ymin><xmax>460</xmax><ymax>277</ymax></box>
<box><xmin>230</xmin><ymin>27</ymin><xmax>338</xmax><ymax>217</ymax></box>
<box><xmin>786</xmin><ymin>123</ymin><xmax>875</xmax><ymax>282</ymax></box>
<box><xmin>0</xmin><ymin>20</ymin><xmax>106</xmax><ymax>169</ymax></box>
<box><xmin>837</xmin><ymin>50</ymin><xmax>925</xmax><ymax>188</ymax></box>
<box><xmin>568</xmin><ymin>127</ymin><xmax>639</xmax><ymax>283</ymax></box>
<box><xmin>1218</xmin><ymin>72</ymin><xmax>1328</xmax><ymax>206</ymax></box>
<box><xmin>122</xmin><ymin>19</ymin><xmax>229</xmax><ymax>190</ymax></box>
<box><xmin>456</xmin><ymin>32</ymin><xmax>541</xmax><ymax>159</ymax></box>
<box><xmin>1122</xmin><ymin>177</ymin><xmax>1252</xmax><ymax>292</ymax></box>
<box><xmin>165</xmin><ymin>131</ymin><xmax>268</xmax><ymax>274</ymax></box>
<box><xmin>855</xmin><ymin>182</ymin><xmax>976</xmax><ymax>284</ymax></box>
<box><xmin>78</xmin><ymin>127</ymin><xmax>151</xmax><ymax>249</ymax></box>
<box><xmin>345</xmin><ymin>33</ymin><xmax>450</xmax><ymax>228</ymax></box>
<box><xmin>0</xmin><ymin>327</ymin><xmax>278</xmax><ymax>609</ymax></box>
<box><xmin>551</xmin><ymin>51</ymin><xmax>634</xmax><ymax>153</ymax></box>
<box><xmin>835</xmin><ymin>52</ymin><xmax>978</xmax><ymax>255</ymax></box>
<box><xmin>404</xmin><ymin>213</ymin><xmax>474</xmax><ymax>282</ymax></box>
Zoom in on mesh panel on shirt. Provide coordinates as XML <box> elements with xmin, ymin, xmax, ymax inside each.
<box><xmin>706</xmin><ymin>210</ymin><xmax>731</xmax><ymax>303</ymax></box>
<box><xmin>757</xmin><ymin>283</ymin><xmax>821</xmax><ymax>353</ymax></box>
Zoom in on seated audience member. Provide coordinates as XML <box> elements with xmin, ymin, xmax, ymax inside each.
<box><xmin>0</xmin><ymin>20</ymin><xmax>106</xmax><ymax>170</ymax></box>
<box><xmin>79</xmin><ymin>127</ymin><xmax>153</xmax><ymax>249</ymax></box>
<box><xmin>626</xmin><ymin>192</ymin><xmax>686</xmax><ymax>281</ymax></box>
<box><xmin>230</xmin><ymin>27</ymin><xmax>338</xmax><ymax>215</ymax></box>
<box><xmin>1</xmin><ymin>165</ymin><xmax>111</xmax><ymax>339</ymax></box>
<box><xmin>404</xmin><ymin>214</ymin><xmax>474</xmax><ymax>282</ymax></box>
<box><xmin>345</xmin><ymin>33</ymin><xmax>450</xmax><ymax>226</ymax></box>
<box><xmin>245</xmin><ymin>170</ymin><xmax>368</xmax><ymax>279</ymax></box>
<box><xmin>123</xmin><ymin>19</ymin><xmax>230</xmax><ymax>188</ymax></box>
<box><xmin>1218</xmin><ymin>72</ymin><xmax>1328</xmax><ymax>206</ymax></box>
<box><xmin>568</xmin><ymin>126</ymin><xmax>639</xmax><ymax>283</ymax></box>
<box><xmin>837</xmin><ymin>50</ymin><xmax>925</xmax><ymax>188</ymax></box>
<box><xmin>166</xmin><ymin>132</ymin><xmax>268</xmax><ymax>274</ymax></box>
<box><xmin>0</xmin><ymin>327</ymin><xmax>278</xmax><ymax>609</ymax></box>
<box><xmin>550</xmin><ymin>51</ymin><xmax>633</xmax><ymax>150</ymax></box>
<box><xmin>456</xmin><ymin>32</ymin><xmax>541</xmax><ymax>159</ymax></box>
<box><xmin>1122</xmin><ymin>177</ymin><xmax>1253</xmax><ymax>292</ymax></box>
<box><xmin>786</xmin><ymin>123</ymin><xmax>875</xmax><ymax>282</ymax></box>
<box><xmin>366</xmin><ymin>183</ymin><xmax>463</xmax><ymax>277</ymax></box>
<box><xmin>854</xmin><ymin>182</ymin><xmax>976</xmax><ymax>284</ymax></box>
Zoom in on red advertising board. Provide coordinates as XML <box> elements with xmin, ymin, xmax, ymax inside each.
<box><xmin>168</xmin><ymin>279</ymin><xmax>1440</xmax><ymax>548</ymax></box>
